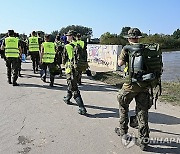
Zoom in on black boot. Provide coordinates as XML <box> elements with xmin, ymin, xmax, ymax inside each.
<box><xmin>12</xmin><ymin>77</ymin><xmax>19</xmax><ymax>86</ymax></box>
<box><xmin>63</xmin><ymin>91</ymin><xmax>72</xmax><ymax>105</ymax></box>
<box><xmin>49</xmin><ymin>76</ymin><xmax>54</xmax><ymax>87</ymax></box>
<box><xmin>8</xmin><ymin>77</ymin><xmax>12</xmax><ymax>84</ymax></box>
<box><xmin>74</xmin><ymin>94</ymin><xmax>87</xmax><ymax>115</ymax></box>
<box><xmin>49</xmin><ymin>80</ymin><xmax>54</xmax><ymax>87</ymax></box>
<box><xmin>13</xmin><ymin>81</ymin><xmax>19</xmax><ymax>86</ymax></box>
<box><xmin>135</xmin><ymin>138</ymin><xmax>149</xmax><ymax>151</ymax></box>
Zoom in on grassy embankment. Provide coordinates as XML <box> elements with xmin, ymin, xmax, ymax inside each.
<box><xmin>92</xmin><ymin>71</ymin><xmax>180</xmax><ymax>106</ymax></box>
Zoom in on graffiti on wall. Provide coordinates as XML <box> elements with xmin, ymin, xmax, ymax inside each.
<box><xmin>87</xmin><ymin>44</ymin><xmax>122</xmax><ymax>70</ymax></box>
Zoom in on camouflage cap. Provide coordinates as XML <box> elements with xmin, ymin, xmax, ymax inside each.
<box><xmin>124</xmin><ymin>28</ymin><xmax>143</xmax><ymax>38</ymax></box>
<box><xmin>44</xmin><ymin>34</ymin><xmax>50</xmax><ymax>39</ymax></box>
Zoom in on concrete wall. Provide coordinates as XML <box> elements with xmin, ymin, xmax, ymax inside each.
<box><xmin>87</xmin><ymin>44</ymin><xmax>122</xmax><ymax>70</ymax></box>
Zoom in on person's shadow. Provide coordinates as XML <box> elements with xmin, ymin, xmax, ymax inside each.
<box><xmin>148</xmin><ymin>112</ymin><xmax>180</xmax><ymax>125</ymax></box>
<box><xmin>129</xmin><ymin>110</ymin><xmax>180</xmax><ymax>152</ymax></box>
<box><xmin>129</xmin><ymin>110</ymin><xmax>180</xmax><ymax>125</ymax></box>
<box><xmin>20</xmin><ymin>82</ymin><xmax>67</xmax><ymax>91</ymax></box>
<box><xmin>79</xmin><ymin>81</ymin><xmax>119</xmax><ymax>92</ymax></box>
<box><xmin>68</xmin><ymin>103</ymin><xmax>119</xmax><ymax>118</ymax></box>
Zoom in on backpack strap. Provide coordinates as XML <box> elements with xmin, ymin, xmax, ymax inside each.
<box><xmin>150</xmin><ymin>86</ymin><xmax>154</xmax><ymax>108</ymax></box>
<box><xmin>69</xmin><ymin>43</ymin><xmax>78</xmax><ymax>69</ymax></box>
<box><xmin>154</xmin><ymin>80</ymin><xmax>162</xmax><ymax>109</ymax></box>
<box><xmin>69</xmin><ymin>43</ymin><xmax>75</xmax><ymax>48</ymax></box>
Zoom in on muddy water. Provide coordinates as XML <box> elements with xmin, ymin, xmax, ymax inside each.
<box><xmin>162</xmin><ymin>51</ymin><xmax>180</xmax><ymax>82</ymax></box>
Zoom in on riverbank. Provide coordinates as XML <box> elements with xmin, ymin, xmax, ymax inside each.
<box><xmin>162</xmin><ymin>49</ymin><xmax>180</xmax><ymax>52</ymax></box>
<box><xmin>92</xmin><ymin>71</ymin><xmax>180</xmax><ymax>105</ymax></box>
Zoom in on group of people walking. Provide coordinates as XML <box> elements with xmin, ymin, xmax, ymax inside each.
<box><xmin>1</xmin><ymin>29</ymin><xmax>88</xmax><ymax>115</ymax></box>
<box><xmin>0</xmin><ymin>28</ymin><xmax>163</xmax><ymax>151</ymax></box>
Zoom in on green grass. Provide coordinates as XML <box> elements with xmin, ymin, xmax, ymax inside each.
<box><xmin>92</xmin><ymin>71</ymin><xmax>180</xmax><ymax>105</ymax></box>
<box><xmin>92</xmin><ymin>71</ymin><xmax>126</xmax><ymax>88</ymax></box>
<box><xmin>160</xmin><ymin>82</ymin><xmax>180</xmax><ymax>105</ymax></box>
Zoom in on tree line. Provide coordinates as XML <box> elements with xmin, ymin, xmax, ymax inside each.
<box><xmin>1</xmin><ymin>25</ymin><xmax>180</xmax><ymax>50</ymax></box>
<box><xmin>100</xmin><ymin>27</ymin><xmax>180</xmax><ymax>50</ymax></box>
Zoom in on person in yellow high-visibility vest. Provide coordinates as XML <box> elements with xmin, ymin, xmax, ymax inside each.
<box><xmin>40</xmin><ymin>34</ymin><xmax>56</xmax><ymax>87</ymax></box>
<box><xmin>1</xmin><ymin>30</ymin><xmax>22</xmax><ymax>86</ymax></box>
<box><xmin>28</xmin><ymin>31</ymin><xmax>41</xmax><ymax>73</ymax></box>
<box><xmin>62</xmin><ymin>30</ymin><xmax>87</xmax><ymax>115</ymax></box>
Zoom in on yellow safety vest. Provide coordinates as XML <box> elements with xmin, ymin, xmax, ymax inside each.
<box><xmin>65</xmin><ymin>43</ymin><xmax>75</xmax><ymax>74</ymax></box>
<box><xmin>29</xmin><ymin>36</ymin><xmax>39</xmax><ymax>52</ymax></box>
<box><xmin>77</xmin><ymin>40</ymin><xmax>84</xmax><ymax>49</ymax></box>
<box><xmin>5</xmin><ymin>37</ymin><xmax>19</xmax><ymax>58</ymax></box>
<box><xmin>42</xmin><ymin>42</ymin><xmax>56</xmax><ymax>63</ymax></box>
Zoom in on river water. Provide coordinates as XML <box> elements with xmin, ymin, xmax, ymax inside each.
<box><xmin>162</xmin><ymin>51</ymin><xmax>180</xmax><ymax>82</ymax></box>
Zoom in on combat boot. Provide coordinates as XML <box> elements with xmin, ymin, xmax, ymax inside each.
<box><xmin>135</xmin><ymin>138</ymin><xmax>149</xmax><ymax>151</ymax></box>
<box><xmin>115</xmin><ymin>127</ymin><xmax>132</xmax><ymax>141</ymax></box>
<box><xmin>74</xmin><ymin>94</ymin><xmax>87</xmax><ymax>115</ymax></box>
<box><xmin>130</xmin><ymin>115</ymin><xmax>138</xmax><ymax>128</ymax></box>
<box><xmin>63</xmin><ymin>91</ymin><xmax>72</xmax><ymax>105</ymax></box>
<box><xmin>115</xmin><ymin>127</ymin><xmax>128</xmax><ymax>137</ymax></box>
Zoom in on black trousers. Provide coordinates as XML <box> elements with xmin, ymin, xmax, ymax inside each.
<box><xmin>6</xmin><ymin>57</ymin><xmax>19</xmax><ymax>82</ymax></box>
<box><xmin>29</xmin><ymin>51</ymin><xmax>39</xmax><ymax>71</ymax></box>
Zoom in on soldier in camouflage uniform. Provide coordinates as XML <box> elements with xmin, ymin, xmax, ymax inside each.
<box><xmin>76</xmin><ymin>33</ymin><xmax>88</xmax><ymax>85</ymax></box>
<box><xmin>62</xmin><ymin>30</ymin><xmax>87</xmax><ymax>115</ymax></box>
<box><xmin>115</xmin><ymin>28</ymin><xmax>152</xmax><ymax>151</ymax></box>
<box><xmin>54</xmin><ymin>35</ymin><xmax>64</xmax><ymax>76</ymax></box>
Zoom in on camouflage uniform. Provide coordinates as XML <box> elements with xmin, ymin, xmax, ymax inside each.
<box><xmin>63</xmin><ymin>43</ymin><xmax>86</xmax><ymax>108</ymax></box>
<box><xmin>116</xmin><ymin>28</ymin><xmax>152</xmax><ymax>151</ymax></box>
<box><xmin>76</xmin><ymin>34</ymin><xmax>88</xmax><ymax>85</ymax></box>
<box><xmin>62</xmin><ymin>30</ymin><xmax>87</xmax><ymax>115</ymax></box>
<box><xmin>54</xmin><ymin>39</ymin><xmax>64</xmax><ymax>76</ymax></box>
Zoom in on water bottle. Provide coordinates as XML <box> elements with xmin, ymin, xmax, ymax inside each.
<box><xmin>22</xmin><ymin>54</ymin><xmax>26</xmax><ymax>63</ymax></box>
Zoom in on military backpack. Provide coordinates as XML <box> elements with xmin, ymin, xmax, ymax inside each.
<box><xmin>124</xmin><ymin>43</ymin><xmax>163</xmax><ymax>108</ymax></box>
<box><xmin>70</xmin><ymin>43</ymin><xmax>88</xmax><ymax>72</ymax></box>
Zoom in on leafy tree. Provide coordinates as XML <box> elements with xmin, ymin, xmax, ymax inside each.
<box><xmin>141</xmin><ymin>33</ymin><xmax>180</xmax><ymax>49</ymax></box>
<box><xmin>0</xmin><ymin>33</ymin><xmax>6</xmax><ymax>39</ymax></box>
<box><xmin>172</xmin><ymin>29</ymin><xmax>180</xmax><ymax>39</ymax></box>
<box><xmin>100</xmin><ymin>32</ymin><xmax>127</xmax><ymax>45</ymax></box>
<box><xmin>51</xmin><ymin>30</ymin><xmax>59</xmax><ymax>42</ymax></box>
<box><xmin>59</xmin><ymin>25</ymin><xmax>92</xmax><ymax>37</ymax></box>
<box><xmin>120</xmin><ymin>27</ymin><xmax>131</xmax><ymax>36</ymax></box>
